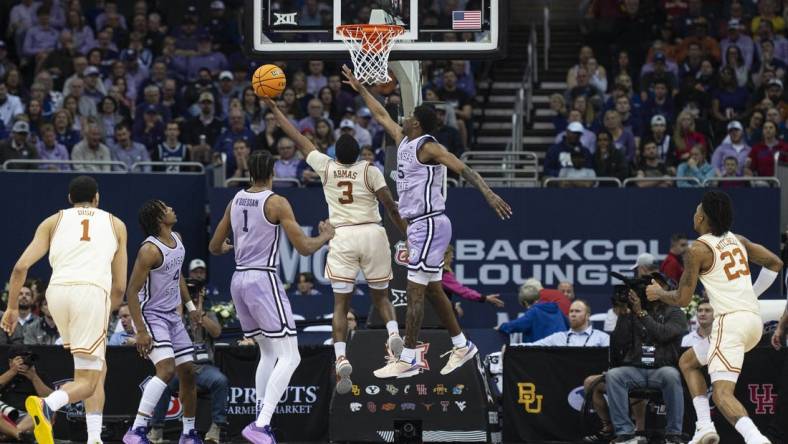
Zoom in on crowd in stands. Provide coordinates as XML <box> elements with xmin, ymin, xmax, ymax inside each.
<box><xmin>0</xmin><ymin>0</ymin><xmax>478</xmax><ymax>186</ymax></box>
<box><xmin>547</xmin><ymin>0</ymin><xmax>788</xmax><ymax>186</ymax></box>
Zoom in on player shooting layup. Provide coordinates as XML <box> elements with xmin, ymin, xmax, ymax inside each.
<box><xmin>209</xmin><ymin>150</ymin><xmax>334</xmax><ymax>444</ymax></box>
<box><xmin>647</xmin><ymin>191</ymin><xmax>783</xmax><ymax>444</ymax></box>
<box><xmin>343</xmin><ymin>65</ymin><xmax>513</xmax><ymax>378</ymax></box>
<box><xmin>262</xmin><ymin>95</ymin><xmax>406</xmax><ymax>394</ymax></box>
<box><xmin>1</xmin><ymin>176</ymin><xmax>128</xmax><ymax>444</ymax></box>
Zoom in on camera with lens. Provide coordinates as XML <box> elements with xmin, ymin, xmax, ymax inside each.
<box><xmin>186</xmin><ymin>278</ymin><xmax>205</xmax><ymax>302</ymax></box>
<box><xmin>610</xmin><ymin>271</ymin><xmax>669</xmax><ymax>310</ymax></box>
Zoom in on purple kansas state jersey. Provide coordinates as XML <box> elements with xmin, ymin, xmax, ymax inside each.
<box><xmin>138</xmin><ymin>234</ymin><xmax>185</xmax><ymax>313</ymax></box>
<box><xmin>230</xmin><ymin>189</ymin><xmax>296</xmax><ymax>338</ymax></box>
<box><xmin>231</xmin><ymin>189</ymin><xmax>280</xmax><ymax>269</ymax></box>
<box><xmin>396</xmin><ymin>135</ymin><xmax>447</xmax><ymax>220</ymax></box>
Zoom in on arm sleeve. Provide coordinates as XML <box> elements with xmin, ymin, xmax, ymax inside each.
<box><xmin>442</xmin><ymin>271</ymin><xmax>483</xmax><ymax>302</ymax></box>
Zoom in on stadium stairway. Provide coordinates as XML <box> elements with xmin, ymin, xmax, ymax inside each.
<box><xmin>475</xmin><ymin>22</ymin><xmax>582</xmax><ymax>164</ymax></box>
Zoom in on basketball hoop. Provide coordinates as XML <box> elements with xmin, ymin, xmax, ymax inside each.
<box><xmin>337</xmin><ymin>24</ymin><xmax>404</xmax><ymax>85</ymax></box>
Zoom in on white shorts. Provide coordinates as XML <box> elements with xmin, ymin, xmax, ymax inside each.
<box><xmin>693</xmin><ymin>337</ymin><xmax>710</xmax><ymax>366</ymax></box>
<box><xmin>47</xmin><ymin>284</ymin><xmax>110</xmax><ymax>360</ymax></box>
<box><xmin>325</xmin><ymin>224</ymin><xmax>392</xmax><ymax>287</ymax></box>
<box><xmin>707</xmin><ymin>311</ymin><xmax>762</xmax><ymax>379</ymax></box>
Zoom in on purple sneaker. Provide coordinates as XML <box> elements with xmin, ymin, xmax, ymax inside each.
<box><xmin>241</xmin><ymin>423</ymin><xmax>276</xmax><ymax>444</ymax></box>
<box><xmin>179</xmin><ymin>429</ymin><xmax>204</xmax><ymax>444</ymax></box>
<box><xmin>122</xmin><ymin>427</ymin><xmax>151</xmax><ymax>444</ymax></box>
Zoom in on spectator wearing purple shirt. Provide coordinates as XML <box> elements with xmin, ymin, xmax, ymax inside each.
<box><xmin>171</xmin><ymin>35</ymin><xmax>228</xmax><ymax>82</ymax></box>
<box><xmin>110</xmin><ymin>123</ymin><xmax>151</xmax><ymax>171</ymax></box>
<box><xmin>22</xmin><ymin>7</ymin><xmax>60</xmax><ymax>59</ymax></box>
<box><xmin>721</xmin><ymin>19</ymin><xmax>755</xmax><ymax>69</ymax></box>
<box><xmin>306</xmin><ymin>61</ymin><xmax>328</xmax><ymax>96</ymax></box>
<box><xmin>95</xmin><ymin>1</ymin><xmax>128</xmax><ymax>31</ymax></box>
<box><xmin>36</xmin><ymin>124</ymin><xmax>70</xmax><ymax>171</ymax></box>
<box><xmin>213</xmin><ymin>108</ymin><xmax>255</xmax><ymax>176</ymax></box>
<box><xmin>603</xmin><ymin>110</ymin><xmax>637</xmax><ymax>162</ymax></box>
<box><xmin>273</xmin><ymin>137</ymin><xmax>300</xmax><ymax>185</ymax></box>
<box><xmin>711</xmin><ymin>121</ymin><xmax>751</xmax><ymax>174</ymax></box>
<box><xmin>172</xmin><ymin>15</ymin><xmax>205</xmax><ymax>54</ymax></box>
<box><xmin>298</xmin><ymin>99</ymin><xmax>326</xmax><ymax>133</ymax></box>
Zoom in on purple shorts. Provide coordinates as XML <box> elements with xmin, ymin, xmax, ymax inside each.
<box><xmin>231</xmin><ymin>269</ymin><xmax>297</xmax><ymax>338</ymax></box>
<box><xmin>407</xmin><ymin>214</ymin><xmax>452</xmax><ymax>273</ymax></box>
<box><xmin>142</xmin><ymin>310</ymin><xmax>194</xmax><ymax>360</ymax></box>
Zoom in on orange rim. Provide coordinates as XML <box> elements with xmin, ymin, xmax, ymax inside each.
<box><xmin>337</xmin><ymin>24</ymin><xmax>404</xmax><ymax>53</ymax></box>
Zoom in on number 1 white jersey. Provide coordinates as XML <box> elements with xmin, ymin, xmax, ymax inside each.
<box><xmin>696</xmin><ymin>231</ymin><xmax>759</xmax><ymax>316</ymax></box>
<box><xmin>49</xmin><ymin>207</ymin><xmax>118</xmax><ymax>294</ymax></box>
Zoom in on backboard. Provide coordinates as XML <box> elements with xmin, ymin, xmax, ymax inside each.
<box><xmin>243</xmin><ymin>0</ymin><xmax>507</xmax><ymax>60</ymax></box>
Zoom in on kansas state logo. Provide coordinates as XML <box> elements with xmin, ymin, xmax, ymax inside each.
<box><xmin>350</xmin><ymin>402</ymin><xmax>362</xmax><ymax>412</ymax></box>
<box><xmin>394</xmin><ymin>241</ymin><xmax>409</xmax><ymax>266</ymax></box>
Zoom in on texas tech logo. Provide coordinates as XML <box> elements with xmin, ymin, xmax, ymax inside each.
<box><xmin>394</xmin><ymin>241</ymin><xmax>409</xmax><ymax>266</ymax></box>
<box><xmin>517</xmin><ymin>382</ymin><xmax>543</xmax><ymax>414</ymax></box>
<box><xmin>748</xmin><ymin>384</ymin><xmax>776</xmax><ymax>415</ymax></box>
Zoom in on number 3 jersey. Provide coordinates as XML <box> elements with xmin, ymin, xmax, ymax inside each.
<box><xmin>49</xmin><ymin>207</ymin><xmax>118</xmax><ymax>294</ymax></box>
<box><xmin>137</xmin><ymin>234</ymin><xmax>185</xmax><ymax>312</ymax></box>
<box><xmin>306</xmin><ymin>150</ymin><xmax>386</xmax><ymax>227</ymax></box>
<box><xmin>696</xmin><ymin>232</ymin><xmax>759</xmax><ymax>316</ymax></box>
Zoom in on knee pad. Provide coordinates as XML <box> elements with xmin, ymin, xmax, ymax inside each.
<box><xmin>73</xmin><ymin>354</ymin><xmax>103</xmax><ymax>370</ymax></box>
<box><xmin>331</xmin><ymin>281</ymin><xmax>355</xmax><ymax>293</ymax></box>
<box><xmin>368</xmin><ymin>280</ymin><xmax>389</xmax><ymax>290</ymax></box>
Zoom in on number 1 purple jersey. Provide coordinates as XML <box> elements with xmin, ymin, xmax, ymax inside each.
<box><xmin>396</xmin><ymin>135</ymin><xmax>447</xmax><ymax>220</ymax></box>
<box><xmin>231</xmin><ymin>189</ymin><xmax>280</xmax><ymax>269</ymax></box>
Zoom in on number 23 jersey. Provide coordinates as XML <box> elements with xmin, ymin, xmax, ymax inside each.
<box><xmin>696</xmin><ymin>232</ymin><xmax>759</xmax><ymax>316</ymax></box>
<box><xmin>306</xmin><ymin>150</ymin><xmax>386</xmax><ymax>227</ymax></box>
<box><xmin>49</xmin><ymin>207</ymin><xmax>118</xmax><ymax>294</ymax></box>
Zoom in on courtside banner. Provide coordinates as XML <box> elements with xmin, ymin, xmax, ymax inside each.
<box><xmin>209</xmin><ymin>188</ymin><xmax>780</xmax><ymax>320</ymax></box>
<box><xmin>213</xmin><ymin>344</ymin><xmax>333</xmax><ymax>442</ymax></box>
<box><xmin>503</xmin><ymin>346</ymin><xmax>609</xmax><ymax>441</ymax></box>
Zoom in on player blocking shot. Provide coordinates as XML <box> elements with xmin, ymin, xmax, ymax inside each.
<box><xmin>209</xmin><ymin>150</ymin><xmax>334</xmax><ymax>444</ymax></box>
<box><xmin>342</xmin><ymin>66</ymin><xmax>513</xmax><ymax>378</ymax></box>
<box><xmin>263</xmin><ymin>96</ymin><xmax>406</xmax><ymax>394</ymax></box>
<box><xmin>646</xmin><ymin>191</ymin><xmax>783</xmax><ymax>444</ymax></box>
<box><xmin>0</xmin><ymin>176</ymin><xmax>127</xmax><ymax>444</ymax></box>
<box><xmin>123</xmin><ymin>200</ymin><xmax>203</xmax><ymax>444</ymax></box>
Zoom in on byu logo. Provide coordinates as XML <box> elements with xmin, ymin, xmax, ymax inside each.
<box><xmin>391</xmin><ymin>289</ymin><xmax>408</xmax><ymax>307</ymax></box>
<box><xmin>366</xmin><ymin>385</ymin><xmax>381</xmax><ymax>395</ymax></box>
<box><xmin>455</xmin><ymin>401</ymin><xmax>467</xmax><ymax>412</ymax></box>
<box><xmin>748</xmin><ymin>384</ymin><xmax>776</xmax><ymax>415</ymax></box>
<box><xmin>273</xmin><ymin>12</ymin><xmax>298</xmax><ymax>26</ymax></box>
<box><xmin>517</xmin><ymin>382</ymin><xmax>543</xmax><ymax>414</ymax></box>
<box><xmin>350</xmin><ymin>402</ymin><xmax>362</xmax><ymax>412</ymax></box>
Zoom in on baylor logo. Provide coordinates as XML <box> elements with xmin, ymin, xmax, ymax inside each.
<box><xmin>517</xmin><ymin>382</ymin><xmax>543</xmax><ymax>414</ymax></box>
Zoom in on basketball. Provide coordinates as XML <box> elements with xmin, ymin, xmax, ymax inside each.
<box><xmin>252</xmin><ymin>64</ymin><xmax>286</xmax><ymax>98</ymax></box>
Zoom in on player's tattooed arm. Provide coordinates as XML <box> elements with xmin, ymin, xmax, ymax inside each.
<box><xmin>421</xmin><ymin>142</ymin><xmax>512</xmax><ymax>220</ymax></box>
<box><xmin>376</xmin><ymin>187</ymin><xmax>407</xmax><ymax>235</ymax></box>
<box><xmin>646</xmin><ymin>243</ymin><xmax>706</xmax><ymax>307</ymax></box>
<box><xmin>341</xmin><ymin>65</ymin><xmax>403</xmax><ymax>145</ymax></box>
<box><xmin>404</xmin><ymin>288</ymin><xmax>426</xmax><ymax>350</ymax></box>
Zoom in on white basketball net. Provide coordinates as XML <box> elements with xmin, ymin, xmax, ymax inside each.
<box><xmin>337</xmin><ymin>25</ymin><xmax>404</xmax><ymax>85</ymax></box>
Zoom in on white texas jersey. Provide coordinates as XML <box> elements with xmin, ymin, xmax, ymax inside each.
<box><xmin>49</xmin><ymin>207</ymin><xmax>118</xmax><ymax>293</ymax></box>
<box><xmin>696</xmin><ymin>231</ymin><xmax>759</xmax><ymax>316</ymax></box>
<box><xmin>306</xmin><ymin>150</ymin><xmax>387</xmax><ymax>227</ymax></box>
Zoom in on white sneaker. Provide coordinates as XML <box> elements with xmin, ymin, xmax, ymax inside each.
<box><xmin>439</xmin><ymin>341</ymin><xmax>478</xmax><ymax>375</ymax></box>
<box><xmin>688</xmin><ymin>422</ymin><xmax>719</xmax><ymax>444</ymax></box>
<box><xmin>387</xmin><ymin>333</ymin><xmax>404</xmax><ymax>359</ymax></box>
<box><xmin>373</xmin><ymin>358</ymin><xmax>420</xmax><ymax>379</ymax></box>
<box><xmin>335</xmin><ymin>356</ymin><xmax>353</xmax><ymax>394</ymax></box>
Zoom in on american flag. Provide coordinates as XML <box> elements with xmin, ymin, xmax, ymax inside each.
<box><xmin>452</xmin><ymin>10</ymin><xmax>482</xmax><ymax>30</ymax></box>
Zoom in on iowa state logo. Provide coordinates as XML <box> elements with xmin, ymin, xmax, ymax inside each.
<box><xmin>394</xmin><ymin>241</ymin><xmax>409</xmax><ymax>266</ymax></box>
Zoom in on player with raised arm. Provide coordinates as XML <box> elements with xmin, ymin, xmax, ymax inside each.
<box><xmin>646</xmin><ymin>191</ymin><xmax>783</xmax><ymax>444</ymax></box>
<box><xmin>209</xmin><ymin>150</ymin><xmax>334</xmax><ymax>444</ymax></box>
<box><xmin>0</xmin><ymin>176</ymin><xmax>127</xmax><ymax>444</ymax></box>
<box><xmin>342</xmin><ymin>65</ymin><xmax>512</xmax><ymax>378</ymax></box>
<box><xmin>122</xmin><ymin>200</ymin><xmax>203</xmax><ymax>444</ymax></box>
<box><xmin>263</xmin><ymin>95</ymin><xmax>406</xmax><ymax>394</ymax></box>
